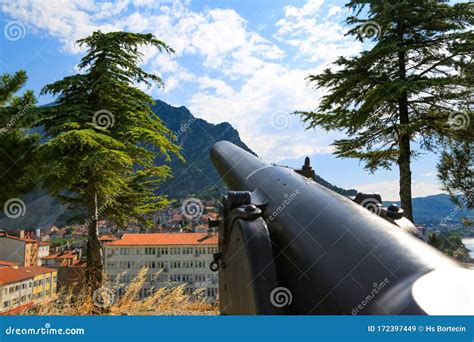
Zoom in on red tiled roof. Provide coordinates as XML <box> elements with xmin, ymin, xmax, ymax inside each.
<box><xmin>0</xmin><ymin>266</ymin><xmax>57</xmax><ymax>285</ymax></box>
<box><xmin>42</xmin><ymin>251</ymin><xmax>77</xmax><ymax>260</ymax></box>
<box><xmin>0</xmin><ymin>261</ymin><xmax>18</xmax><ymax>267</ymax></box>
<box><xmin>105</xmin><ymin>233</ymin><xmax>218</xmax><ymax>246</ymax></box>
<box><xmin>99</xmin><ymin>235</ymin><xmax>117</xmax><ymax>241</ymax></box>
<box><xmin>0</xmin><ymin>235</ymin><xmax>38</xmax><ymax>243</ymax></box>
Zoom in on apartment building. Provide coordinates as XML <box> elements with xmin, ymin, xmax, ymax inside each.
<box><xmin>104</xmin><ymin>233</ymin><xmax>219</xmax><ymax>300</ymax></box>
<box><xmin>0</xmin><ymin>231</ymin><xmax>38</xmax><ymax>266</ymax></box>
<box><xmin>41</xmin><ymin>251</ymin><xmax>78</xmax><ymax>268</ymax></box>
<box><xmin>0</xmin><ymin>265</ymin><xmax>57</xmax><ymax>313</ymax></box>
<box><xmin>37</xmin><ymin>242</ymin><xmax>50</xmax><ymax>266</ymax></box>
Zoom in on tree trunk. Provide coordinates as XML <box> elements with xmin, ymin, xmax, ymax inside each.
<box><xmin>397</xmin><ymin>45</ymin><xmax>414</xmax><ymax>222</ymax></box>
<box><xmin>398</xmin><ymin>129</ymin><xmax>413</xmax><ymax>222</ymax></box>
<box><xmin>85</xmin><ymin>181</ymin><xmax>104</xmax><ymax>294</ymax></box>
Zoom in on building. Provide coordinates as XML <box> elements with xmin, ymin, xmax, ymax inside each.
<box><xmin>99</xmin><ymin>235</ymin><xmax>118</xmax><ymax>244</ymax></box>
<box><xmin>41</xmin><ymin>251</ymin><xmax>78</xmax><ymax>268</ymax></box>
<box><xmin>104</xmin><ymin>233</ymin><xmax>219</xmax><ymax>300</ymax></box>
<box><xmin>0</xmin><ymin>231</ymin><xmax>38</xmax><ymax>266</ymax></box>
<box><xmin>0</xmin><ymin>265</ymin><xmax>57</xmax><ymax>313</ymax></box>
<box><xmin>37</xmin><ymin>242</ymin><xmax>50</xmax><ymax>266</ymax></box>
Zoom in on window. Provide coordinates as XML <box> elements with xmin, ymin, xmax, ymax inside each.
<box><xmin>144</xmin><ymin>261</ymin><xmax>155</xmax><ymax>268</ymax></box>
<box><xmin>145</xmin><ymin>247</ymin><xmax>156</xmax><ymax>255</ymax></box>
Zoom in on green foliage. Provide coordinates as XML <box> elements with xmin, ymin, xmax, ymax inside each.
<box><xmin>0</xmin><ymin>70</ymin><xmax>38</xmax><ymax>204</ymax></box>
<box><xmin>297</xmin><ymin>0</ymin><xmax>473</xmax><ymax>221</ymax></box>
<box><xmin>50</xmin><ymin>237</ymin><xmax>74</xmax><ymax>248</ymax></box>
<box><xmin>30</xmin><ymin>31</ymin><xmax>181</xmax><ymax>289</ymax></box>
<box><xmin>300</xmin><ymin>0</ymin><xmax>472</xmax><ymax>165</ymax></box>
<box><xmin>427</xmin><ymin>231</ymin><xmax>471</xmax><ymax>261</ymax></box>
<box><xmin>32</xmin><ymin>31</ymin><xmax>181</xmax><ymax>227</ymax></box>
<box><xmin>437</xmin><ymin>140</ymin><xmax>473</xmax><ymax>225</ymax></box>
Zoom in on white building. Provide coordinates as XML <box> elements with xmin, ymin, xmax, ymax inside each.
<box><xmin>0</xmin><ymin>265</ymin><xmax>57</xmax><ymax>313</ymax></box>
<box><xmin>37</xmin><ymin>242</ymin><xmax>50</xmax><ymax>266</ymax></box>
<box><xmin>104</xmin><ymin>233</ymin><xmax>219</xmax><ymax>300</ymax></box>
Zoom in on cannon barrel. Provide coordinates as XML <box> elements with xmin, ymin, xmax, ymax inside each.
<box><xmin>210</xmin><ymin>140</ymin><xmax>474</xmax><ymax>315</ymax></box>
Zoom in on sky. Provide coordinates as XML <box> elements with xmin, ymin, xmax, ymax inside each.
<box><xmin>0</xmin><ymin>0</ymin><xmax>447</xmax><ymax>201</ymax></box>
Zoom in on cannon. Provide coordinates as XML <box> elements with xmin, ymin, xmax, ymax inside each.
<box><xmin>209</xmin><ymin>140</ymin><xmax>474</xmax><ymax>315</ymax></box>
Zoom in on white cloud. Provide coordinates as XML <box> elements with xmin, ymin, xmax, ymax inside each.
<box><xmin>187</xmin><ymin>62</ymin><xmax>342</xmax><ymax>161</ymax></box>
<box><xmin>1</xmin><ymin>0</ymin><xmax>446</xmax><ymax>197</ymax></box>
<box><xmin>275</xmin><ymin>0</ymin><xmax>362</xmax><ymax>63</ymax></box>
<box><xmin>1</xmin><ymin>0</ymin><xmax>131</xmax><ymax>53</ymax></box>
<box><xmin>283</xmin><ymin>0</ymin><xmax>324</xmax><ymax>19</ymax></box>
<box><xmin>0</xmin><ymin>0</ymin><xmax>358</xmax><ymax>161</ymax></box>
<box><xmin>355</xmin><ymin>180</ymin><xmax>445</xmax><ymax>201</ymax></box>
<box><xmin>327</xmin><ymin>5</ymin><xmax>343</xmax><ymax>17</ymax></box>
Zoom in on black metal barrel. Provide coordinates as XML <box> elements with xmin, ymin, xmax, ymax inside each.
<box><xmin>210</xmin><ymin>140</ymin><xmax>474</xmax><ymax>315</ymax></box>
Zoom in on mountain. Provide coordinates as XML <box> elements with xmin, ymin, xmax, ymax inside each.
<box><xmin>1</xmin><ymin>100</ymin><xmax>467</xmax><ymax>230</ymax></box>
<box><xmin>151</xmin><ymin>100</ymin><xmax>254</xmax><ymax>198</ymax></box>
<box><xmin>151</xmin><ymin>100</ymin><xmax>355</xmax><ymax>198</ymax></box>
<box><xmin>0</xmin><ymin>100</ymin><xmax>259</xmax><ymax>230</ymax></box>
<box><xmin>383</xmin><ymin>193</ymin><xmax>472</xmax><ymax>226</ymax></box>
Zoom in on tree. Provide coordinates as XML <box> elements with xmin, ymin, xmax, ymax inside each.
<box><xmin>437</xmin><ymin>140</ymin><xmax>473</xmax><ymax>225</ymax></box>
<box><xmin>0</xmin><ymin>70</ymin><xmax>38</xmax><ymax>204</ymax></box>
<box><xmin>32</xmin><ymin>32</ymin><xmax>181</xmax><ymax>295</ymax></box>
<box><xmin>297</xmin><ymin>0</ymin><xmax>473</xmax><ymax>221</ymax></box>
<box><xmin>437</xmin><ymin>54</ymin><xmax>473</xmax><ymax>225</ymax></box>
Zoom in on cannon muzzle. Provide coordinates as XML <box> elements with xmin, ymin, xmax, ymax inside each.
<box><xmin>210</xmin><ymin>140</ymin><xmax>474</xmax><ymax>315</ymax></box>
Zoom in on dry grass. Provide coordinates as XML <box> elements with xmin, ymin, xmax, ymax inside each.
<box><xmin>17</xmin><ymin>268</ymin><xmax>219</xmax><ymax>316</ymax></box>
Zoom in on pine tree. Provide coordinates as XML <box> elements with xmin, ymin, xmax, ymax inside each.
<box><xmin>437</xmin><ymin>140</ymin><xmax>473</xmax><ymax>225</ymax></box>
<box><xmin>0</xmin><ymin>70</ymin><xmax>38</xmax><ymax>204</ymax></box>
<box><xmin>437</xmin><ymin>44</ymin><xmax>473</xmax><ymax>225</ymax></box>
<box><xmin>31</xmin><ymin>32</ymin><xmax>181</xmax><ymax>294</ymax></box>
<box><xmin>297</xmin><ymin>0</ymin><xmax>473</xmax><ymax>221</ymax></box>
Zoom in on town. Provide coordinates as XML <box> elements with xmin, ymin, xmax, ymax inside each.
<box><xmin>0</xmin><ymin>199</ymin><xmax>219</xmax><ymax>314</ymax></box>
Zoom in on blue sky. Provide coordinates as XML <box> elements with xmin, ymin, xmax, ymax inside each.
<box><xmin>0</xmin><ymin>0</ymin><xmax>446</xmax><ymax>201</ymax></box>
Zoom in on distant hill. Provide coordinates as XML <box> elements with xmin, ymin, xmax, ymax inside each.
<box><xmin>151</xmin><ymin>100</ymin><xmax>355</xmax><ymax>198</ymax></box>
<box><xmin>2</xmin><ymin>100</ymin><xmax>467</xmax><ymax>230</ymax></box>
<box><xmin>383</xmin><ymin>193</ymin><xmax>472</xmax><ymax>226</ymax></box>
<box><xmin>150</xmin><ymin>100</ymin><xmax>255</xmax><ymax>198</ymax></box>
